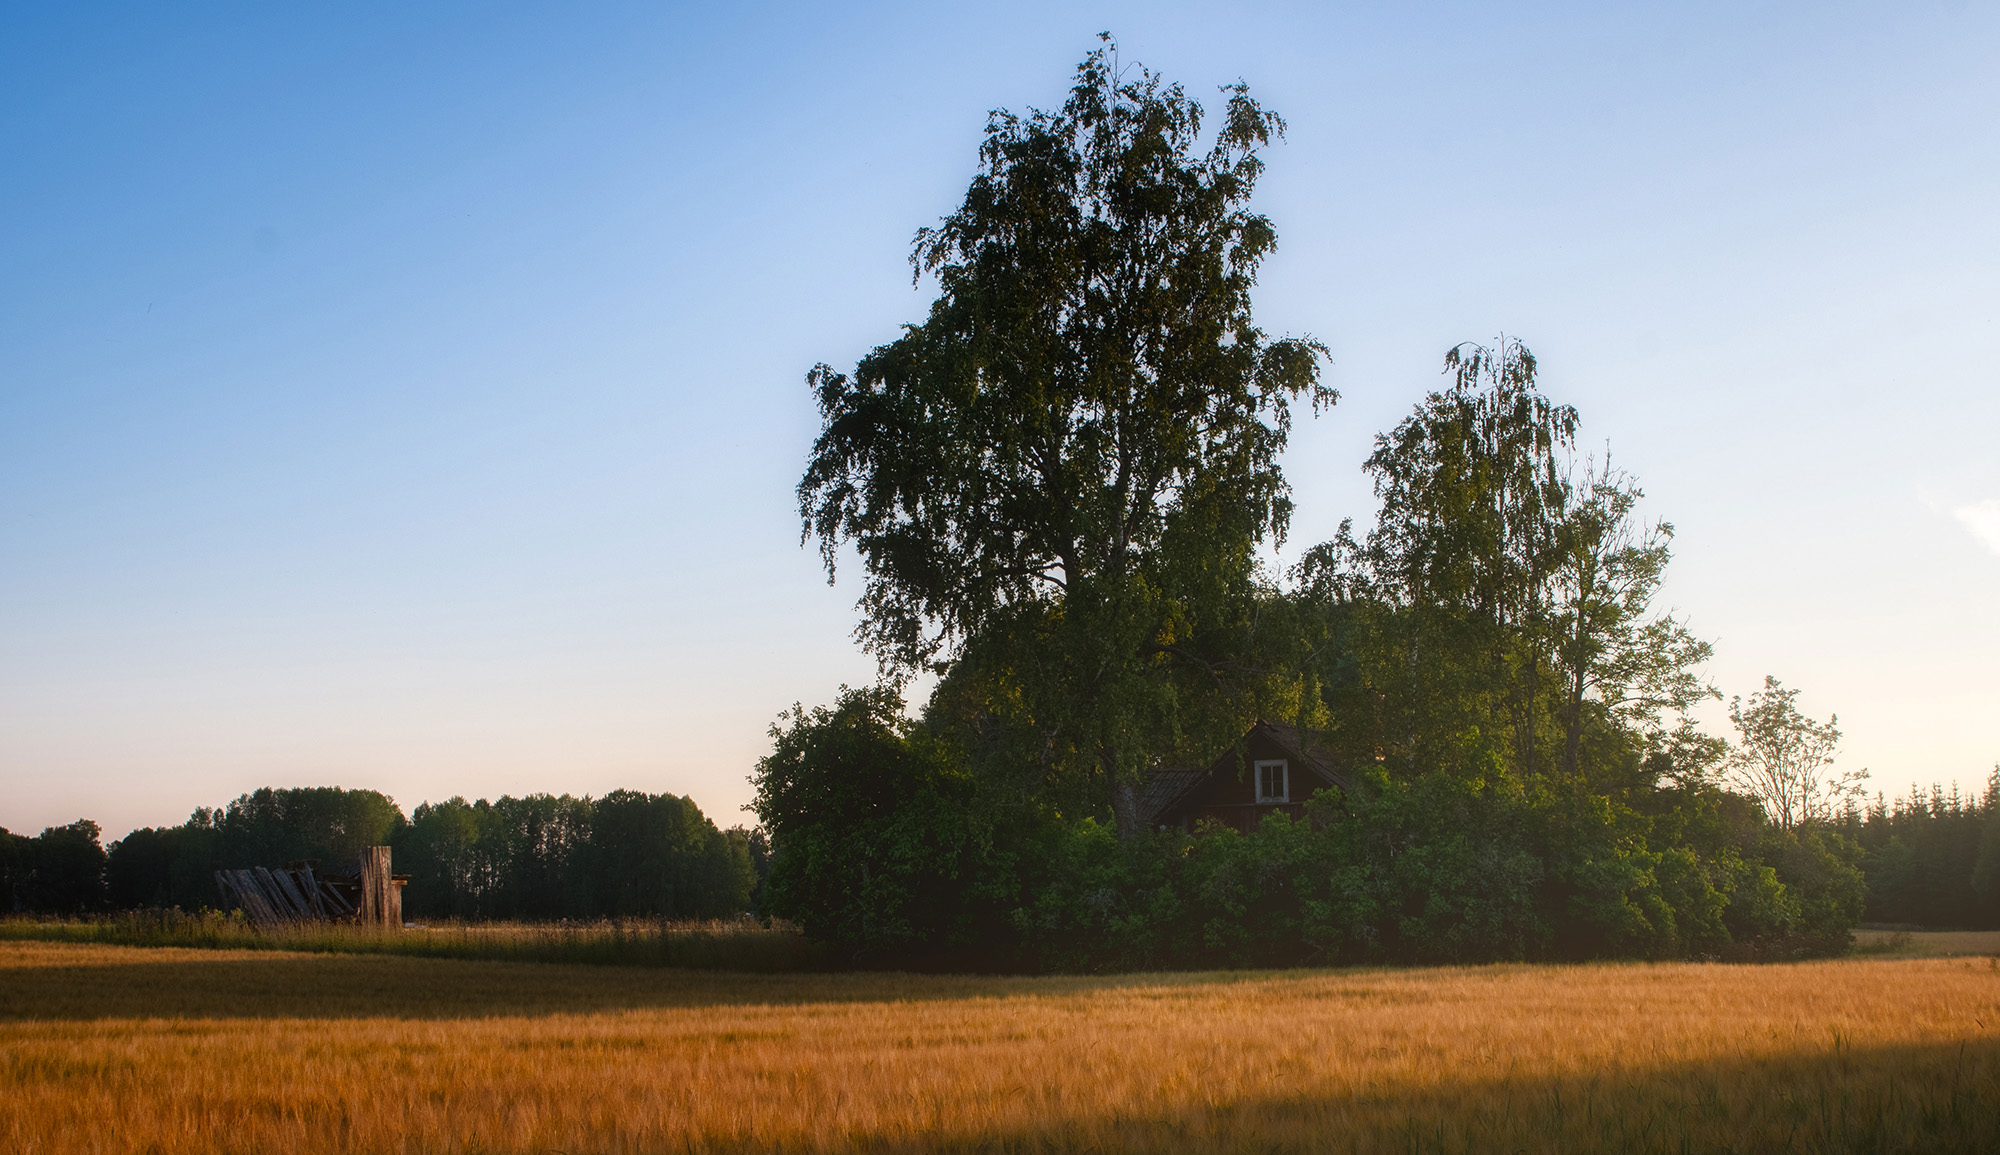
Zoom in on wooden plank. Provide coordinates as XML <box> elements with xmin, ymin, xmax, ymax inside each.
<box><xmin>296</xmin><ymin>865</ymin><xmax>328</xmax><ymax>917</ymax></box>
<box><xmin>318</xmin><ymin>880</ymin><xmax>356</xmax><ymax>916</ymax></box>
<box><xmin>359</xmin><ymin>846</ymin><xmax>393</xmax><ymax>928</ymax></box>
<box><xmin>238</xmin><ymin>870</ymin><xmax>288</xmax><ymax>927</ymax></box>
<box><xmin>234</xmin><ymin>871</ymin><xmax>274</xmax><ymax>925</ymax></box>
<box><xmin>222</xmin><ymin>869</ymin><xmax>253</xmax><ymax>918</ymax></box>
<box><xmin>252</xmin><ymin>867</ymin><xmax>300</xmax><ymax>918</ymax></box>
<box><xmin>268</xmin><ymin>867</ymin><xmax>313</xmax><ymax>918</ymax></box>
<box><xmin>227</xmin><ymin>871</ymin><xmax>264</xmax><ymax>924</ymax></box>
<box><xmin>263</xmin><ymin>867</ymin><xmax>299</xmax><ymax>915</ymax></box>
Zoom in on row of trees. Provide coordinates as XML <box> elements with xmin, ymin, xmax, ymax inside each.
<box><xmin>0</xmin><ymin>821</ymin><xmax>109</xmax><ymax>914</ymax></box>
<box><xmin>1841</xmin><ymin>773</ymin><xmax>2000</xmax><ymax>929</ymax></box>
<box><xmin>760</xmin><ymin>685</ymin><xmax>1887</xmax><ymax>968</ymax></box>
<box><xmin>10</xmin><ymin>767</ymin><xmax>1991</xmax><ymax>937</ymax></box>
<box><xmin>2</xmin><ymin>785</ymin><xmax>761</xmax><ymax>921</ymax></box>
<box><xmin>750</xmin><ymin>42</ymin><xmax>1994</xmax><ymax>968</ymax></box>
<box><xmin>398</xmin><ymin>790</ymin><xmax>761</xmax><ymax>920</ymax></box>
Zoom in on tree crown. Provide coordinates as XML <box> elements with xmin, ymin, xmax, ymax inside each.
<box><xmin>800</xmin><ymin>39</ymin><xmax>1330</xmax><ymax>674</ymax></box>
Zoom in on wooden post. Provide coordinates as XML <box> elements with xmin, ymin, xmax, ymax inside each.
<box><xmin>358</xmin><ymin>846</ymin><xmax>394</xmax><ymax>928</ymax></box>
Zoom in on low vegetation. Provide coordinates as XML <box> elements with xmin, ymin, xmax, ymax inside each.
<box><xmin>1854</xmin><ymin>928</ymin><xmax>2000</xmax><ymax>958</ymax></box>
<box><xmin>0</xmin><ymin>911</ymin><xmax>826</xmax><ymax>971</ymax></box>
<box><xmin>4</xmin><ymin>942</ymin><xmax>1997</xmax><ymax>1153</ymax></box>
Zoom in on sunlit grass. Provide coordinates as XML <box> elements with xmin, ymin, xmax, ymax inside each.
<box><xmin>4</xmin><ymin>942</ymin><xmax>1998</xmax><ymax>1153</ymax></box>
<box><xmin>0</xmin><ymin>910</ymin><xmax>830</xmax><ymax>971</ymax></box>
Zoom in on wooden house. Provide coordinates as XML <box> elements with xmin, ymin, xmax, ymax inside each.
<box><xmin>1137</xmin><ymin>721</ymin><xmax>1348</xmax><ymax>834</ymax></box>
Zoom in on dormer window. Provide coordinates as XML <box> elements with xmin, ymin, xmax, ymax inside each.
<box><xmin>1255</xmin><ymin>760</ymin><xmax>1289</xmax><ymax>804</ymax></box>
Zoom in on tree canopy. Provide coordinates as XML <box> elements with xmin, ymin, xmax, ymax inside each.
<box><xmin>1295</xmin><ymin>339</ymin><xmax>1714</xmax><ymax>788</ymax></box>
<box><xmin>800</xmin><ymin>40</ymin><xmax>1330</xmax><ymax>834</ymax></box>
<box><xmin>1726</xmin><ymin>677</ymin><xmax>1868</xmax><ymax>829</ymax></box>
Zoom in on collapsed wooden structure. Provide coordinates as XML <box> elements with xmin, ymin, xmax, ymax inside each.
<box><xmin>214</xmin><ymin>845</ymin><xmax>407</xmax><ymax>928</ymax></box>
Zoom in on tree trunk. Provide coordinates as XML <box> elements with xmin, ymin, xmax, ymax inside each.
<box><xmin>1112</xmin><ymin>776</ymin><xmax>1144</xmax><ymax>842</ymax></box>
<box><xmin>1562</xmin><ymin>667</ymin><xmax>1585</xmax><ymax>778</ymax></box>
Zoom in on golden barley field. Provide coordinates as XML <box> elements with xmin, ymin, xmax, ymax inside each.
<box><xmin>3</xmin><ymin>942</ymin><xmax>1998</xmax><ymax>1154</ymax></box>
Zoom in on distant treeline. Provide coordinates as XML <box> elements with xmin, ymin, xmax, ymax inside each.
<box><xmin>1</xmin><ymin>775</ymin><xmax>1994</xmax><ymax>937</ymax></box>
<box><xmin>1</xmin><ymin>786</ymin><xmax>765</xmax><ymax>922</ymax></box>
<box><xmin>1840</xmin><ymin>775</ymin><xmax>2000</xmax><ymax>929</ymax></box>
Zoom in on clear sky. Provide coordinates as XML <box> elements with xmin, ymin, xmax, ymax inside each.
<box><xmin>4</xmin><ymin>1</ymin><xmax>1996</xmax><ymax>840</ymax></box>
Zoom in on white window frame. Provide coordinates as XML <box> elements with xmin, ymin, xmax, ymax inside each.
<box><xmin>1254</xmin><ymin>760</ymin><xmax>1289</xmax><ymax>804</ymax></box>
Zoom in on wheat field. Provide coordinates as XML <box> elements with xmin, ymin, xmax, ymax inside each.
<box><xmin>3</xmin><ymin>942</ymin><xmax>1997</xmax><ymax>1153</ymax></box>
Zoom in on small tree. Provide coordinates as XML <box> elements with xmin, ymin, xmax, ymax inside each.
<box><xmin>1547</xmin><ymin>456</ymin><xmax>1716</xmax><ymax>779</ymax></box>
<box><xmin>1298</xmin><ymin>340</ymin><xmax>1714</xmax><ymax>783</ymax></box>
<box><xmin>752</xmin><ymin>686</ymin><xmax>1012</xmax><ymax>953</ymax></box>
<box><xmin>1726</xmin><ymin>676</ymin><xmax>1866</xmax><ymax>828</ymax></box>
<box><xmin>23</xmin><ymin>820</ymin><xmax>107</xmax><ymax>913</ymax></box>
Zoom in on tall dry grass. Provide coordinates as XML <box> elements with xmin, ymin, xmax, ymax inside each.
<box><xmin>0</xmin><ymin>911</ymin><xmax>830</xmax><ymax>971</ymax></box>
<box><xmin>3</xmin><ymin>941</ymin><xmax>1996</xmax><ymax>1153</ymax></box>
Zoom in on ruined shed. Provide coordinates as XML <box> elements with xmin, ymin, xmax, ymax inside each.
<box><xmin>214</xmin><ymin>845</ymin><xmax>407</xmax><ymax>927</ymax></box>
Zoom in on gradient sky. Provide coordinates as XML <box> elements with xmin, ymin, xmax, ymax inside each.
<box><xmin>4</xmin><ymin>2</ymin><xmax>1996</xmax><ymax>841</ymax></box>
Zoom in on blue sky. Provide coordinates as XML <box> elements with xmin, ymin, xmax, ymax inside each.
<box><xmin>3</xmin><ymin>2</ymin><xmax>1996</xmax><ymax>838</ymax></box>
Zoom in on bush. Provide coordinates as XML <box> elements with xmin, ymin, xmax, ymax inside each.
<box><xmin>753</xmin><ymin>686</ymin><xmax>1023</xmax><ymax>959</ymax></box>
<box><xmin>19</xmin><ymin>821</ymin><xmax>108</xmax><ymax>913</ymax></box>
<box><xmin>998</xmin><ymin>768</ymin><xmax>1861</xmax><ymax>972</ymax></box>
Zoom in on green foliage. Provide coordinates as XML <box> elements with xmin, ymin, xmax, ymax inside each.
<box><xmin>106</xmin><ymin>826</ymin><xmax>181</xmax><ymax>909</ymax></box>
<box><xmin>995</xmin><ymin>766</ymin><xmax>1845</xmax><ymax>971</ymax></box>
<box><xmin>68</xmin><ymin>785</ymin><xmax>756</xmax><ymax>924</ymax></box>
<box><xmin>1760</xmin><ymin>825</ymin><xmax>1867</xmax><ymax>938</ymax></box>
<box><xmin>1294</xmin><ymin>339</ymin><xmax>1714</xmax><ymax>788</ymax></box>
<box><xmin>1323</xmin><ymin>768</ymin><xmax>1547</xmax><ymax>963</ymax></box>
<box><xmin>399</xmin><ymin>796</ymin><xmax>492</xmax><ymax>918</ymax></box>
<box><xmin>753</xmin><ymin>686</ymin><xmax>1022</xmax><ymax>957</ymax></box>
<box><xmin>396</xmin><ymin>791</ymin><xmax>752</xmax><ymax>921</ymax></box>
<box><xmin>206</xmin><ymin>786</ymin><xmax>407</xmax><ymax>871</ymax></box>
<box><xmin>102</xmin><ymin>786</ymin><xmax>410</xmax><ymax>911</ymax></box>
<box><xmin>1976</xmin><ymin>772</ymin><xmax>2000</xmax><ymax>924</ymax></box>
<box><xmin>766</xmin><ymin>320</ymin><xmax>1876</xmax><ymax>968</ymax></box>
<box><xmin>799</xmin><ymin>40</ymin><xmax>1331</xmax><ymax>833</ymax></box>
<box><xmin>1847</xmin><ymin>770</ymin><xmax>2000</xmax><ymax>930</ymax></box>
<box><xmin>12</xmin><ymin>820</ymin><xmax>108</xmax><ymax>913</ymax></box>
<box><xmin>586</xmin><ymin>790</ymin><xmax>756</xmax><ymax>920</ymax></box>
<box><xmin>0</xmin><ymin>827</ymin><xmax>29</xmax><ymax>911</ymax></box>
<box><xmin>1726</xmin><ymin>677</ymin><xmax>1867</xmax><ymax>828</ymax></box>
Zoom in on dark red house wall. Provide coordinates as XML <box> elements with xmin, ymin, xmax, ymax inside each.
<box><xmin>1161</xmin><ymin>730</ymin><xmax>1333</xmax><ymax>833</ymax></box>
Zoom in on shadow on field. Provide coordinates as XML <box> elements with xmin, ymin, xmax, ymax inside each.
<box><xmin>0</xmin><ymin>947</ymin><xmax>1297</xmax><ymax>1021</ymax></box>
<box><xmin>838</xmin><ymin>1039</ymin><xmax>2000</xmax><ymax>1155</ymax></box>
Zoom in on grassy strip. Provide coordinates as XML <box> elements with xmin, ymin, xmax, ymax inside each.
<box><xmin>0</xmin><ymin>911</ymin><xmax>834</xmax><ymax>971</ymax></box>
<box><xmin>1852</xmin><ymin>927</ymin><xmax>2000</xmax><ymax>958</ymax></box>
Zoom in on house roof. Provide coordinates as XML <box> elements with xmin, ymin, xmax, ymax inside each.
<box><xmin>1255</xmin><ymin>721</ymin><xmax>1345</xmax><ymax>789</ymax></box>
<box><xmin>1135</xmin><ymin>765</ymin><xmax>1206</xmax><ymax>826</ymax></box>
